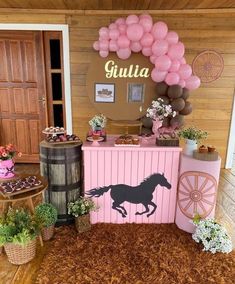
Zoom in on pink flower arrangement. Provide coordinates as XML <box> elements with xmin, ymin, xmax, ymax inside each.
<box><xmin>0</xmin><ymin>144</ymin><xmax>22</xmax><ymax>161</ymax></box>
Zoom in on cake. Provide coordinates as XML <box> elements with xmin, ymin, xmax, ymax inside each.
<box><xmin>208</xmin><ymin>145</ymin><xmax>216</xmax><ymax>152</ymax></box>
<box><xmin>115</xmin><ymin>135</ymin><xmax>140</xmax><ymax>145</ymax></box>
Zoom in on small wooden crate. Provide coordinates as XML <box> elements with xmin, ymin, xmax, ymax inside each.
<box><xmin>193</xmin><ymin>150</ymin><xmax>219</xmax><ymax>161</ymax></box>
<box><xmin>156</xmin><ymin>137</ymin><xmax>179</xmax><ymax>147</ymax></box>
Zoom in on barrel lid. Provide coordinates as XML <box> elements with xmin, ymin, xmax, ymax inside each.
<box><xmin>40</xmin><ymin>140</ymin><xmax>83</xmax><ymax>148</ymax></box>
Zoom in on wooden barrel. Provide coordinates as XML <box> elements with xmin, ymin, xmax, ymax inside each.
<box><xmin>40</xmin><ymin>141</ymin><xmax>82</xmax><ymax>225</ymax></box>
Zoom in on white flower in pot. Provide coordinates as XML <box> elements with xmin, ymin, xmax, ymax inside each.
<box><xmin>178</xmin><ymin>127</ymin><xmax>208</xmax><ymax>156</ymax></box>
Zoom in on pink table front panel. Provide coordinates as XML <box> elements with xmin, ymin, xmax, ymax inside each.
<box><xmin>82</xmin><ymin>136</ymin><xmax>181</xmax><ymax>224</ymax></box>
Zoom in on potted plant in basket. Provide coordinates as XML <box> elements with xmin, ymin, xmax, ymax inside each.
<box><xmin>68</xmin><ymin>197</ymin><xmax>97</xmax><ymax>233</ymax></box>
<box><xmin>0</xmin><ymin>207</ymin><xmax>39</xmax><ymax>265</ymax></box>
<box><xmin>35</xmin><ymin>203</ymin><xmax>57</xmax><ymax>241</ymax></box>
<box><xmin>0</xmin><ymin>144</ymin><xmax>21</xmax><ymax>179</ymax></box>
<box><xmin>178</xmin><ymin>127</ymin><xmax>208</xmax><ymax>156</ymax></box>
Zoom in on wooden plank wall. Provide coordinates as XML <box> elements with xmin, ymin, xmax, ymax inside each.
<box><xmin>0</xmin><ymin>11</ymin><xmax>234</xmax><ymax>167</ymax></box>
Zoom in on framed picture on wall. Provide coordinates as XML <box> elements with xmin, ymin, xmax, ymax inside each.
<box><xmin>127</xmin><ymin>83</ymin><xmax>145</xmax><ymax>103</ymax></box>
<box><xmin>94</xmin><ymin>83</ymin><xmax>115</xmax><ymax>103</ymax></box>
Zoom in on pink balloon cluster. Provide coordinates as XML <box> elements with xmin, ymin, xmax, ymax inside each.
<box><xmin>93</xmin><ymin>14</ymin><xmax>200</xmax><ymax>90</ymax></box>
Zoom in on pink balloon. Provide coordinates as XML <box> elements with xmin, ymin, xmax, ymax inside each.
<box><xmin>165</xmin><ymin>72</ymin><xmax>180</xmax><ymax>85</ymax></box>
<box><xmin>151</xmin><ymin>21</ymin><xmax>168</xmax><ymax>39</ymax></box>
<box><xmin>180</xmin><ymin>57</ymin><xmax>186</xmax><ymax>64</ymax></box>
<box><xmin>152</xmin><ymin>40</ymin><xmax>168</xmax><ymax>56</ymax></box>
<box><xmin>99</xmin><ymin>27</ymin><xmax>109</xmax><ymax>40</ymax></box>
<box><xmin>139</xmin><ymin>14</ymin><xmax>152</xmax><ymax>20</ymax></box>
<box><xmin>117</xmin><ymin>48</ymin><xmax>131</xmax><ymax>60</ymax></box>
<box><xmin>169</xmin><ymin>59</ymin><xmax>180</xmax><ymax>72</ymax></box>
<box><xmin>179</xmin><ymin>79</ymin><xmax>186</xmax><ymax>88</ymax></box>
<box><xmin>93</xmin><ymin>41</ymin><xmax>99</xmax><ymax>51</ymax></box>
<box><xmin>178</xmin><ymin>64</ymin><xmax>192</xmax><ymax>79</ymax></box>
<box><xmin>140</xmin><ymin>33</ymin><xmax>154</xmax><ymax>47</ymax></box>
<box><xmin>117</xmin><ymin>35</ymin><xmax>130</xmax><ymax>48</ymax></box>
<box><xmin>118</xmin><ymin>24</ymin><xmax>127</xmax><ymax>35</ymax></box>
<box><xmin>109</xmin><ymin>23</ymin><xmax>117</xmax><ymax>30</ymax></box>
<box><xmin>109</xmin><ymin>29</ymin><xmax>120</xmax><ymax>40</ymax></box>
<box><xmin>155</xmin><ymin>55</ymin><xmax>172</xmax><ymax>71</ymax></box>
<box><xmin>115</xmin><ymin>18</ymin><xmax>126</xmax><ymax>25</ymax></box>
<box><xmin>185</xmin><ymin>76</ymin><xmax>201</xmax><ymax>90</ymax></box>
<box><xmin>126</xmin><ymin>14</ymin><xmax>139</xmax><ymax>25</ymax></box>
<box><xmin>168</xmin><ymin>42</ymin><xmax>185</xmax><ymax>60</ymax></box>
<box><xmin>126</xmin><ymin>23</ymin><xmax>144</xmax><ymax>41</ymax></box>
<box><xmin>151</xmin><ymin>68</ymin><xmax>167</xmax><ymax>82</ymax></box>
<box><xmin>130</xmin><ymin>41</ymin><xmax>142</xmax><ymax>52</ymax></box>
<box><xmin>165</xmin><ymin>31</ymin><xmax>179</xmax><ymax>44</ymax></box>
<box><xmin>150</xmin><ymin>55</ymin><xmax>157</xmax><ymax>64</ymax></box>
<box><xmin>109</xmin><ymin>40</ymin><xmax>118</xmax><ymax>52</ymax></box>
<box><xmin>142</xmin><ymin>47</ymin><xmax>152</xmax><ymax>56</ymax></box>
<box><xmin>99</xmin><ymin>40</ymin><xmax>109</xmax><ymax>51</ymax></box>
<box><xmin>99</xmin><ymin>50</ymin><xmax>109</xmax><ymax>58</ymax></box>
<box><xmin>139</xmin><ymin>17</ymin><xmax>153</xmax><ymax>33</ymax></box>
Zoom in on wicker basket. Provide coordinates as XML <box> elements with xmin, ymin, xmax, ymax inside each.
<box><xmin>75</xmin><ymin>214</ymin><xmax>91</xmax><ymax>233</ymax></box>
<box><xmin>41</xmin><ymin>224</ymin><xmax>55</xmax><ymax>241</ymax></box>
<box><xmin>4</xmin><ymin>238</ymin><xmax>36</xmax><ymax>265</ymax></box>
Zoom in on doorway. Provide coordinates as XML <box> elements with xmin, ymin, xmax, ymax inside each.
<box><xmin>0</xmin><ymin>24</ymin><xmax>72</xmax><ymax>163</ymax></box>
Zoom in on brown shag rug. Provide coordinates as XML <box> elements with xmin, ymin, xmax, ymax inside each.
<box><xmin>36</xmin><ymin>224</ymin><xmax>235</xmax><ymax>284</ymax></box>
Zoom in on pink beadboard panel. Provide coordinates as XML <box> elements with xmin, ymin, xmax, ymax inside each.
<box><xmin>82</xmin><ymin>136</ymin><xmax>181</xmax><ymax>224</ymax></box>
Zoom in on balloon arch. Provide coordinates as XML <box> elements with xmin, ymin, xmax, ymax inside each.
<box><xmin>93</xmin><ymin>14</ymin><xmax>200</xmax><ymax>127</ymax></box>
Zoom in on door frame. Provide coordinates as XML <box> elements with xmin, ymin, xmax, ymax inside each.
<box><xmin>0</xmin><ymin>23</ymin><xmax>72</xmax><ymax>134</ymax></box>
<box><xmin>225</xmin><ymin>92</ymin><xmax>235</xmax><ymax>168</ymax></box>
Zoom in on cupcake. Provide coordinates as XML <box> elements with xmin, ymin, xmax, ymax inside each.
<box><xmin>199</xmin><ymin>145</ymin><xmax>208</xmax><ymax>153</ymax></box>
<box><xmin>208</xmin><ymin>145</ymin><xmax>216</xmax><ymax>152</ymax></box>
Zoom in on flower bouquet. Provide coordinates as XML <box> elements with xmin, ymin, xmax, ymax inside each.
<box><xmin>0</xmin><ymin>144</ymin><xmax>21</xmax><ymax>179</ymax></box>
<box><xmin>192</xmin><ymin>217</ymin><xmax>232</xmax><ymax>254</ymax></box>
<box><xmin>146</xmin><ymin>98</ymin><xmax>176</xmax><ymax>122</ymax></box>
<box><xmin>87</xmin><ymin>114</ymin><xmax>107</xmax><ymax>142</ymax></box>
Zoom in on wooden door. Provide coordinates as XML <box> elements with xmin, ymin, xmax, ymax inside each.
<box><xmin>0</xmin><ymin>31</ymin><xmax>47</xmax><ymax>162</ymax></box>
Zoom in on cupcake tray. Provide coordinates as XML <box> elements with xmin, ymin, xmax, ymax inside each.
<box><xmin>44</xmin><ymin>139</ymin><xmax>82</xmax><ymax>145</ymax></box>
<box><xmin>0</xmin><ymin>176</ymin><xmax>44</xmax><ymax>198</ymax></box>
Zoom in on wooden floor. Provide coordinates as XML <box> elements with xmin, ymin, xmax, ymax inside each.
<box><xmin>0</xmin><ymin>165</ymin><xmax>234</xmax><ymax>284</ymax></box>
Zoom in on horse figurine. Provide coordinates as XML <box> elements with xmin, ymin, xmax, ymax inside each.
<box><xmin>158</xmin><ymin>124</ymin><xmax>179</xmax><ymax>139</ymax></box>
<box><xmin>86</xmin><ymin>173</ymin><xmax>171</xmax><ymax>218</ymax></box>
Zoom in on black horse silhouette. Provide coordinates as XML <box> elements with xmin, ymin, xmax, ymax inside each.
<box><xmin>86</xmin><ymin>173</ymin><xmax>171</xmax><ymax>218</ymax></box>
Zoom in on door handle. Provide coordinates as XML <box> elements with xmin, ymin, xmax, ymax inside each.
<box><xmin>38</xmin><ymin>97</ymin><xmax>46</xmax><ymax>107</ymax></box>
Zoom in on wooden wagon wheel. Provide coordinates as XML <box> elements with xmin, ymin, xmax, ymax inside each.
<box><xmin>178</xmin><ymin>171</ymin><xmax>217</xmax><ymax>219</ymax></box>
<box><xmin>192</xmin><ymin>50</ymin><xmax>224</xmax><ymax>83</ymax></box>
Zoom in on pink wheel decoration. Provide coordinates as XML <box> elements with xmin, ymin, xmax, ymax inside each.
<box><xmin>178</xmin><ymin>171</ymin><xmax>217</xmax><ymax>219</ymax></box>
<box><xmin>192</xmin><ymin>50</ymin><xmax>224</xmax><ymax>83</ymax></box>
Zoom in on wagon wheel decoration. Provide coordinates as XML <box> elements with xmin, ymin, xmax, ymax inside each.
<box><xmin>192</xmin><ymin>50</ymin><xmax>224</xmax><ymax>83</ymax></box>
<box><xmin>178</xmin><ymin>171</ymin><xmax>217</xmax><ymax>219</ymax></box>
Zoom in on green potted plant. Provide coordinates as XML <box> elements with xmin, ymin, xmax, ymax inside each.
<box><xmin>0</xmin><ymin>207</ymin><xmax>39</xmax><ymax>265</ymax></box>
<box><xmin>68</xmin><ymin>197</ymin><xmax>96</xmax><ymax>233</ymax></box>
<box><xmin>35</xmin><ymin>203</ymin><xmax>57</xmax><ymax>241</ymax></box>
<box><xmin>178</xmin><ymin>127</ymin><xmax>208</xmax><ymax>156</ymax></box>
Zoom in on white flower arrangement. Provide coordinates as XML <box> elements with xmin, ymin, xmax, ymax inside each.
<box><xmin>89</xmin><ymin>114</ymin><xmax>107</xmax><ymax>130</ymax></box>
<box><xmin>146</xmin><ymin>98</ymin><xmax>176</xmax><ymax>121</ymax></box>
<box><xmin>192</xmin><ymin>218</ymin><xmax>232</xmax><ymax>254</ymax></box>
<box><xmin>67</xmin><ymin>197</ymin><xmax>97</xmax><ymax>217</ymax></box>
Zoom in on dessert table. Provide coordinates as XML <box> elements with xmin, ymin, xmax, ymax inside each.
<box><xmin>82</xmin><ymin>135</ymin><xmax>182</xmax><ymax>224</ymax></box>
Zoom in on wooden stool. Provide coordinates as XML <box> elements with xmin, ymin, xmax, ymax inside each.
<box><xmin>110</xmin><ymin>120</ymin><xmax>143</xmax><ymax>135</ymax></box>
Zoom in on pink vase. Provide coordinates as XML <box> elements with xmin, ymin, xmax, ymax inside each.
<box><xmin>152</xmin><ymin>119</ymin><xmax>163</xmax><ymax>137</ymax></box>
<box><xmin>0</xmin><ymin>159</ymin><xmax>15</xmax><ymax>179</ymax></box>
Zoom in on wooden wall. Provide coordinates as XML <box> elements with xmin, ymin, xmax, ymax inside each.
<box><xmin>0</xmin><ymin>10</ymin><xmax>235</xmax><ymax>167</ymax></box>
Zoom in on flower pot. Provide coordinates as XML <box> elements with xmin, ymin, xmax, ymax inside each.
<box><xmin>41</xmin><ymin>224</ymin><xmax>55</xmax><ymax>241</ymax></box>
<box><xmin>0</xmin><ymin>159</ymin><xmax>15</xmax><ymax>179</ymax></box>
<box><xmin>183</xmin><ymin>139</ymin><xmax>198</xmax><ymax>156</ymax></box>
<box><xmin>4</xmin><ymin>238</ymin><xmax>36</xmax><ymax>265</ymax></box>
<box><xmin>75</xmin><ymin>214</ymin><xmax>91</xmax><ymax>233</ymax></box>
